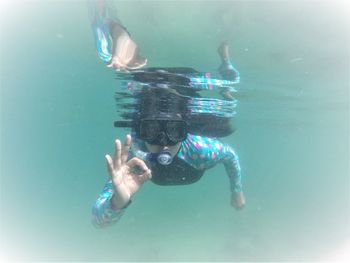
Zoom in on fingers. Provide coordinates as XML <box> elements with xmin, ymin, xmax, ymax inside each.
<box><xmin>124</xmin><ymin>54</ymin><xmax>148</xmax><ymax>70</ymax></box>
<box><xmin>107</xmin><ymin>61</ymin><xmax>122</xmax><ymax>71</ymax></box>
<box><xmin>107</xmin><ymin>54</ymin><xmax>146</xmax><ymax>71</ymax></box>
<box><xmin>111</xmin><ymin>135</ymin><xmax>132</xmax><ymax>170</ymax></box>
<box><xmin>137</xmin><ymin>169</ymin><xmax>152</xmax><ymax>184</ymax></box>
<box><xmin>114</xmin><ymin>139</ymin><xmax>122</xmax><ymax>170</ymax></box>
<box><xmin>231</xmin><ymin>192</ymin><xmax>246</xmax><ymax>210</ymax></box>
<box><xmin>127</xmin><ymin>157</ymin><xmax>152</xmax><ymax>185</ymax></box>
<box><xmin>121</xmin><ymin>134</ymin><xmax>131</xmax><ymax>164</ymax></box>
<box><xmin>127</xmin><ymin>157</ymin><xmax>149</xmax><ymax>173</ymax></box>
<box><xmin>105</xmin><ymin>154</ymin><xmax>114</xmax><ymax>176</ymax></box>
<box><xmin>107</xmin><ymin>57</ymin><xmax>127</xmax><ymax>71</ymax></box>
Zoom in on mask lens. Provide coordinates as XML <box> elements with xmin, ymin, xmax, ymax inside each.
<box><xmin>139</xmin><ymin>120</ymin><xmax>161</xmax><ymax>141</ymax></box>
<box><xmin>140</xmin><ymin>119</ymin><xmax>187</xmax><ymax>145</ymax></box>
<box><xmin>166</xmin><ymin>121</ymin><xmax>187</xmax><ymax>142</ymax></box>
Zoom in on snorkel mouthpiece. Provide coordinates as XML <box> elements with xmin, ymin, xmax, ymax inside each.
<box><xmin>134</xmin><ymin>149</ymin><xmax>173</xmax><ymax>165</ymax></box>
<box><xmin>156</xmin><ymin>151</ymin><xmax>173</xmax><ymax>165</ymax></box>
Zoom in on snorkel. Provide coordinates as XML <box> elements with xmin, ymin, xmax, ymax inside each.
<box><xmin>133</xmin><ymin>147</ymin><xmax>173</xmax><ymax>165</ymax></box>
<box><xmin>156</xmin><ymin>151</ymin><xmax>173</xmax><ymax>165</ymax></box>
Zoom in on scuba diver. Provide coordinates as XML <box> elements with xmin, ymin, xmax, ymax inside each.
<box><xmin>88</xmin><ymin>0</ymin><xmax>245</xmax><ymax>227</ymax></box>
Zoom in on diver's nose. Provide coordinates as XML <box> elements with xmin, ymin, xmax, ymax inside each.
<box><xmin>158</xmin><ymin>132</ymin><xmax>168</xmax><ymax>146</ymax></box>
<box><xmin>161</xmin><ymin>145</ymin><xmax>170</xmax><ymax>151</ymax></box>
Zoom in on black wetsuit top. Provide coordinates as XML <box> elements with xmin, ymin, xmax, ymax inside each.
<box><xmin>149</xmin><ymin>157</ymin><xmax>205</xmax><ymax>186</ymax></box>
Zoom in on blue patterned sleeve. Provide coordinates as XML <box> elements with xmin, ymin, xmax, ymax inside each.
<box><xmin>221</xmin><ymin>144</ymin><xmax>243</xmax><ymax>193</ymax></box>
<box><xmin>87</xmin><ymin>0</ymin><xmax>113</xmax><ymax>62</ymax></box>
<box><xmin>91</xmin><ymin>180</ymin><xmax>127</xmax><ymax>228</ymax></box>
<box><xmin>178</xmin><ymin>134</ymin><xmax>243</xmax><ymax>193</ymax></box>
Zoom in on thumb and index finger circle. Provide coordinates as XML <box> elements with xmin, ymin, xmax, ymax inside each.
<box><xmin>127</xmin><ymin>157</ymin><xmax>150</xmax><ymax>174</ymax></box>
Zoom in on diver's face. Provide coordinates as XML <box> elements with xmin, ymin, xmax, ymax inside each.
<box><xmin>145</xmin><ymin>142</ymin><xmax>182</xmax><ymax>158</ymax></box>
<box><xmin>138</xmin><ymin>118</ymin><xmax>188</xmax><ymax>147</ymax></box>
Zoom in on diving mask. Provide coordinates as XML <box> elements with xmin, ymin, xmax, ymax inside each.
<box><xmin>138</xmin><ymin>119</ymin><xmax>188</xmax><ymax>146</ymax></box>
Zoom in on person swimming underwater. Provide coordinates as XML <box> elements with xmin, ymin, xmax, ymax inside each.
<box><xmin>92</xmin><ymin>87</ymin><xmax>245</xmax><ymax>227</ymax></box>
<box><xmin>88</xmin><ymin>0</ymin><xmax>245</xmax><ymax>227</ymax></box>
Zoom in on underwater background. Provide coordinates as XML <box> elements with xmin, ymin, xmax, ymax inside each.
<box><xmin>1</xmin><ymin>0</ymin><xmax>349</xmax><ymax>261</ymax></box>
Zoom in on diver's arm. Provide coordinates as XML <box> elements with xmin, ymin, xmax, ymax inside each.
<box><xmin>222</xmin><ymin>146</ymin><xmax>242</xmax><ymax>193</ymax></box>
<box><xmin>178</xmin><ymin>135</ymin><xmax>245</xmax><ymax>209</ymax></box>
<box><xmin>92</xmin><ymin>180</ymin><xmax>128</xmax><ymax>228</ymax></box>
<box><xmin>181</xmin><ymin>135</ymin><xmax>243</xmax><ymax>194</ymax></box>
<box><xmin>221</xmin><ymin>144</ymin><xmax>246</xmax><ymax>209</ymax></box>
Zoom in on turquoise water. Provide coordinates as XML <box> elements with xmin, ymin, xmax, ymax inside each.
<box><xmin>1</xmin><ymin>0</ymin><xmax>349</xmax><ymax>261</ymax></box>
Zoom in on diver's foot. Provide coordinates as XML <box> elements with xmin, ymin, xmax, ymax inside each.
<box><xmin>218</xmin><ymin>41</ymin><xmax>230</xmax><ymax>62</ymax></box>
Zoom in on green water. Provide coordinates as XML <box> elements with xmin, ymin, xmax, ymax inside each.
<box><xmin>1</xmin><ymin>0</ymin><xmax>349</xmax><ymax>261</ymax></box>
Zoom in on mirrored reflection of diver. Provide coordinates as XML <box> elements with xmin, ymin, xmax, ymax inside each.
<box><xmin>88</xmin><ymin>0</ymin><xmax>245</xmax><ymax>227</ymax></box>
